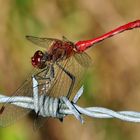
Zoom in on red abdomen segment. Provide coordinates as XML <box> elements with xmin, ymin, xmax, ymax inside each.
<box><xmin>75</xmin><ymin>20</ymin><xmax>140</xmax><ymax>52</ymax></box>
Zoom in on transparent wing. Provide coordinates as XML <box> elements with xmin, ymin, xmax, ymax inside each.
<box><xmin>26</xmin><ymin>36</ymin><xmax>60</xmax><ymax>49</ymax></box>
<box><xmin>45</xmin><ymin>55</ymin><xmax>87</xmax><ymax>99</ymax></box>
<box><xmin>74</xmin><ymin>52</ymin><xmax>92</xmax><ymax>67</ymax></box>
<box><xmin>33</xmin><ymin>116</ymin><xmax>48</xmax><ymax>131</ymax></box>
<box><xmin>0</xmin><ymin>69</ymin><xmax>42</xmax><ymax>127</ymax></box>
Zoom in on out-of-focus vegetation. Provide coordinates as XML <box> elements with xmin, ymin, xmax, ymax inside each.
<box><xmin>0</xmin><ymin>0</ymin><xmax>140</xmax><ymax>140</ymax></box>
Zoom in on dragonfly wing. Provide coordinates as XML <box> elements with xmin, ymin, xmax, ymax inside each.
<box><xmin>46</xmin><ymin>56</ymin><xmax>86</xmax><ymax>99</ymax></box>
<box><xmin>74</xmin><ymin>52</ymin><xmax>92</xmax><ymax>67</ymax></box>
<box><xmin>0</xmin><ymin>69</ymin><xmax>40</xmax><ymax>127</ymax></box>
<box><xmin>33</xmin><ymin>116</ymin><xmax>51</xmax><ymax>131</ymax></box>
<box><xmin>26</xmin><ymin>36</ymin><xmax>59</xmax><ymax>49</ymax></box>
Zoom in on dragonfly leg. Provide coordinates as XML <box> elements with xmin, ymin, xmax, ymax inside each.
<box><xmin>34</xmin><ymin>66</ymin><xmax>50</xmax><ymax>81</ymax></box>
<box><xmin>33</xmin><ymin>65</ymin><xmax>55</xmax><ymax>91</ymax></box>
<box><xmin>56</xmin><ymin>63</ymin><xmax>75</xmax><ymax>99</ymax></box>
<box><xmin>34</xmin><ymin>64</ymin><xmax>54</xmax><ymax>81</ymax></box>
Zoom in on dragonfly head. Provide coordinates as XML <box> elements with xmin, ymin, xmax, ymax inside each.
<box><xmin>31</xmin><ymin>50</ymin><xmax>48</xmax><ymax>69</ymax></box>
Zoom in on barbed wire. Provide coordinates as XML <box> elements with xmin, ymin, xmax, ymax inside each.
<box><xmin>0</xmin><ymin>77</ymin><xmax>140</xmax><ymax>124</ymax></box>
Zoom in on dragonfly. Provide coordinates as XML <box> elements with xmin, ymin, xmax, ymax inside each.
<box><xmin>0</xmin><ymin>20</ymin><xmax>140</xmax><ymax>128</ymax></box>
<box><xmin>0</xmin><ymin>36</ymin><xmax>91</xmax><ymax>127</ymax></box>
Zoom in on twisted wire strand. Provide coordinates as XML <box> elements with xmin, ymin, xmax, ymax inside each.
<box><xmin>0</xmin><ymin>86</ymin><xmax>140</xmax><ymax>123</ymax></box>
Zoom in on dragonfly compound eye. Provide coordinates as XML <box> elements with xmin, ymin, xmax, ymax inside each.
<box><xmin>31</xmin><ymin>50</ymin><xmax>46</xmax><ymax>69</ymax></box>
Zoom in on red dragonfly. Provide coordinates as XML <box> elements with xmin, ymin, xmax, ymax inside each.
<box><xmin>26</xmin><ymin>35</ymin><xmax>91</xmax><ymax>99</ymax></box>
<box><xmin>0</xmin><ymin>20</ymin><xmax>140</xmax><ymax>127</ymax></box>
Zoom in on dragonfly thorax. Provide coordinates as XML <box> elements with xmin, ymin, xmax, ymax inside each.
<box><xmin>31</xmin><ymin>39</ymin><xmax>76</xmax><ymax>69</ymax></box>
<box><xmin>48</xmin><ymin>40</ymin><xmax>75</xmax><ymax>61</ymax></box>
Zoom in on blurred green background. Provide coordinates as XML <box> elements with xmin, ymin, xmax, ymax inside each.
<box><xmin>0</xmin><ymin>0</ymin><xmax>140</xmax><ymax>140</ymax></box>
